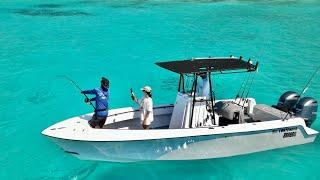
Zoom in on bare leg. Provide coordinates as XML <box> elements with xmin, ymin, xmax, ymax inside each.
<box><xmin>142</xmin><ymin>125</ymin><xmax>150</xmax><ymax>129</ymax></box>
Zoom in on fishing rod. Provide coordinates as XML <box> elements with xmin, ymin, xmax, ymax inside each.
<box><xmin>61</xmin><ymin>75</ymin><xmax>96</xmax><ymax>110</ymax></box>
<box><xmin>237</xmin><ymin>72</ymin><xmax>253</xmax><ymax>105</ymax></box>
<box><xmin>235</xmin><ymin>73</ymin><xmax>250</xmax><ymax>102</ymax></box>
<box><xmin>282</xmin><ymin>65</ymin><xmax>320</xmax><ymax>120</ymax></box>
<box><xmin>241</xmin><ymin>72</ymin><xmax>257</xmax><ymax>108</ymax></box>
<box><xmin>299</xmin><ymin>66</ymin><xmax>320</xmax><ymax>95</ymax></box>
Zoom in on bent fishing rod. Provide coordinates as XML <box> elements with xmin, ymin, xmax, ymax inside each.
<box><xmin>61</xmin><ymin>75</ymin><xmax>96</xmax><ymax>110</ymax></box>
<box><xmin>283</xmin><ymin>65</ymin><xmax>320</xmax><ymax>120</ymax></box>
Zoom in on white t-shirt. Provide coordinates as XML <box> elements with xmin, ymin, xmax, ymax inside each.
<box><xmin>139</xmin><ymin>97</ymin><xmax>154</xmax><ymax>125</ymax></box>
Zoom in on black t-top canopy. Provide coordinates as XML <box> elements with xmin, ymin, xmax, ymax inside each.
<box><xmin>156</xmin><ymin>57</ymin><xmax>258</xmax><ymax>74</ymax></box>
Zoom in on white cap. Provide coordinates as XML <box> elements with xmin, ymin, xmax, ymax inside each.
<box><xmin>141</xmin><ymin>86</ymin><xmax>152</xmax><ymax>93</ymax></box>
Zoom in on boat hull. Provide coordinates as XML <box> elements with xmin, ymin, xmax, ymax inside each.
<box><xmin>48</xmin><ymin>126</ymin><xmax>316</xmax><ymax>162</ymax></box>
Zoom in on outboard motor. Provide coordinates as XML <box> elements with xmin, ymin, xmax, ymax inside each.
<box><xmin>274</xmin><ymin>91</ymin><xmax>300</xmax><ymax>112</ymax></box>
<box><xmin>294</xmin><ymin>97</ymin><xmax>318</xmax><ymax>127</ymax></box>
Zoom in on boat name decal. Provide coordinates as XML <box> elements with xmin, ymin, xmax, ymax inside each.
<box><xmin>272</xmin><ymin>127</ymin><xmax>297</xmax><ymax>134</ymax></box>
<box><xmin>283</xmin><ymin>132</ymin><xmax>297</xmax><ymax>138</ymax></box>
<box><xmin>272</xmin><ymin>127</ymin><xmax>297</xmax><ymax>138</ymax></box>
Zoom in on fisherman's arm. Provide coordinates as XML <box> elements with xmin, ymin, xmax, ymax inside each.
<box><xmin>82</xmin><ymin>89</ymin><xmax>97</xmax><ymax>103</ymax></box>
<box><xmin>84</xmin><ymin>96</ymin><xmax>96</xmax><ymax>103</ymax></box>
<box><xmin>81</xmin><ymin>89</ymin><xmax>96</xmax><ymax>95</ymax></box>
<box><xmin>131</xmin><ymin>94</ymin><xmax>139</xmax><ymax>105</ymax></box>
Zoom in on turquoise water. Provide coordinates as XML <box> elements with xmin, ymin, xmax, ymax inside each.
<box><xmin>1</xmin><ymin>0</ymin><xmax>320</xmax><ymax>179</ymax></box>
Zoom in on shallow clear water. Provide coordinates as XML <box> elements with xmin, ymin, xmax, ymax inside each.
<box><xmin>0</xmin><ymin>0</ymin><xmax>320</xmax><ymax>179</ymax></box>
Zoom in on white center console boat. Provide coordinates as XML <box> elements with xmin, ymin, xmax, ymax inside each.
<box><xmin>42</xmin><ymin>56</ymin><xmax>318</xmax><ymax>162</ymax></box>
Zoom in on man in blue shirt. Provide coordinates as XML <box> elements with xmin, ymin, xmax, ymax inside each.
<box><xmin>81</xmin><ymin>77</ymin><xmax>110</xmax><ymax>128</ymax></box>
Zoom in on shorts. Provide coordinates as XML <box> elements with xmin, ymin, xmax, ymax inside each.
<box><xmin>89</xmin><ymin>114</ymin><xmax>107</xmax><ymax>128</ymax></box>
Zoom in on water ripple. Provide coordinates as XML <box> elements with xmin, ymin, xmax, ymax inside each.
<box><xmin>13</xmin><ymin>8</ymin><xmax>92</xmax><ymax>17</ymax></box>
<box><xmin>34</xmin><ymin>4</ymin><xmax>65</xmax><ymax>8</ymax></box>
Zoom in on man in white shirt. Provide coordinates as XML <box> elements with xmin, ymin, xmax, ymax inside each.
<box><xmin>131</xmin><ymin>86</ymin><xmax>154</xmax><ymax>129</ymax></box>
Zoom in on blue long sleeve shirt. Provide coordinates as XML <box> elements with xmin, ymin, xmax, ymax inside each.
<box><xmin>82</xmin><ymin>87</ymin><xmax>109</xmax><ymax>117</ymax></box>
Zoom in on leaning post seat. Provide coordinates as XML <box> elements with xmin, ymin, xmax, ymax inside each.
<box><xmin>190</xmin><ymin>96</ymin><xmax>219</xmax><ymax>128</ymax></box>
<box><xmin>169</xmin><ymin>93</ymin><xmax>219</xmax><ymax>129</ymax></box>
<box><xmin>214</xmin><ymin>101</ymin><xmax>245</xmax><ymax>124</ymax></box>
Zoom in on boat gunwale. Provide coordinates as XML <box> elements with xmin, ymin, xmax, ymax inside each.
<box><xmin>42</xmin><ymin>123</ymin><xmax>317</xmax><ymax>142</ymax></box>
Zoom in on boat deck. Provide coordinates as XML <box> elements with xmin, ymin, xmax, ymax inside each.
<box><xmin>101</xmin><ymin>104</ymin><xmax>289</xmax><ymax>130</ymax></box>
<box><xmin>104</xmin><ymin>114</ymin><xmax>171</xmax><ymax>130</ymax></box>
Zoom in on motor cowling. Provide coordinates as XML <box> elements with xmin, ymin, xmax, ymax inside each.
<box><xmin>294</xmin><ymin>97</ymin><xmax>318</xmax><ymax>127</ymax></box>
<box><xmin>274</xmin><ymin>91</ymin><xmax>300</xmax><ymax>112</ymax></box>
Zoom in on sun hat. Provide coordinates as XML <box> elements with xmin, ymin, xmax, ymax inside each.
<box><xmin>141</xmin><ymin>86</ymin><xmax>152</xmax><ymax>93</ymax></box>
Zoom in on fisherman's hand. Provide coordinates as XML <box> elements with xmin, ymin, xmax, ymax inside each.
<box><xmin>84</xmin><ymin>97</ymin><xmax>90</xmax><ymax>104</ymax></box>
<box><xmin>131</xmin><ymin>94</ymin><xmax>136</xmax><ymax>101</ymax></box>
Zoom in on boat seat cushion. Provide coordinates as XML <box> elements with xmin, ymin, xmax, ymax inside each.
<box><xmin>252</xmin><ymin>104</ymin><xmax>287</xmax><ymax>121</ymax></box>
<box><xmin>214</xmin><ymin>101</ymin><xmax>245</xmax><ymax>123</ymax></box>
